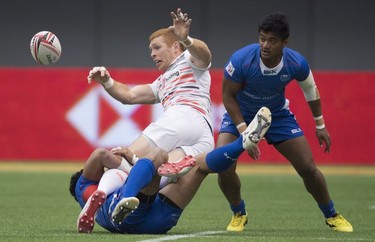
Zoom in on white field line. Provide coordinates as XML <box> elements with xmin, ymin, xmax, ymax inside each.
<box><xmin>138</xmin><ymin>231</ymin><xmax>371</xmax><ymax>242</ymax></box>
<box><xmin>138</xmin><ymin>230</ymin><xmax>226</xmax><ymax>242</ymax></box>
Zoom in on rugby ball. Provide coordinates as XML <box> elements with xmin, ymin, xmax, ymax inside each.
<box><xmin>30</xmin><ymin>31</ymin><xmax>62</xmax><ymax>65</ymax></box>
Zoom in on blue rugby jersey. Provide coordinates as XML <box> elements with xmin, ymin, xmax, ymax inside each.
<box><xmin>224</xmin><ymin>43</ymin><xmax>310</xmax><ymax>115</ymax></box>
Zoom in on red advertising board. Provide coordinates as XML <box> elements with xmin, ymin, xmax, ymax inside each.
<box><xmin>0</xmin><ymin>68</ymin><xmax>374</xmax><ymax>164</ymax></box>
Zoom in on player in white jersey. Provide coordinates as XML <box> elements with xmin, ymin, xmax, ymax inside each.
<box><xmin>86</xmin><ymin>8</ymin><xmax>214</xmax><ymax>171</ymax></box>
<box><xmin>79</xmin><ymin>8</ymin><xmax>214</xmax><ymax>230</ymax></box>
<box><xmin>217</xmin><ymin>13</ymin><xmax>353</xmax><ymax>232</ymax></box>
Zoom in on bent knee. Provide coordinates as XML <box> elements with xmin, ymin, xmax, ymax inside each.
<box><xmin>92</xmin><ymin>147</ymin><xmax>113</xmax><ymax>160</ymax></box>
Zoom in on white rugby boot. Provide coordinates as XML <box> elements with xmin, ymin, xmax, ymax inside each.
<box><xmin>111</xmin><ymin>197</ymin><xmax>139</xmax><ymax>224</ymax></box>
<box><xmin>242</xmin><ymin>107</ymin><xmax>272</xmax><ymax>150</ymax></box>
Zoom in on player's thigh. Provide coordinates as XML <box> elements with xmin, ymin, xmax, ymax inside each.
<box><xmin>168</xmin><ymin>148</ymin><xmax>186</xmax><ymax>162</ymax></box>
<box><xmin>180</xmin><ymin>125</ymin><xmax>214</xmax><ymax>157</ymax></box>
<box><xmin>128</xmin><ymin>135</ymin><xmax>157</xmax><ymax>157</ymax></box>
<box><xmin>274</xmin><ymin>136</ymin><xmax>316</xmax><ymax>173</ymax></box>
<box><xmin>160</xmin><ymin>167</ymin><xmax>206</xmax><ymax>209</ymax></box>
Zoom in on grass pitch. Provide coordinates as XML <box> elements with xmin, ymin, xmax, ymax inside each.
<box><xmin>0</xmin><ymin>162</ymin><xmax>374</xmax><ymax>242</ymax></box>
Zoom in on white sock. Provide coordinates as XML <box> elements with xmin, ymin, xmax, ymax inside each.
<box><xmin>97</xmin><ymin>169</ymin><xmax>128</xmax><ymax>195</ymax></box>
<box><xmin>116</xmin><ymin>157</ymin><xmax>133</xmax><ymax>174</ymax></box>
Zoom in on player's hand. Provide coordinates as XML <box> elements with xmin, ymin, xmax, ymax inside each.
<box><xmin>316</xmin><ymin>128</ymin><xmax>331</xmax><ymax>153</ymax></box>
<box><xmin>247</xmin><ymin>144</ymin><xmax>261</xmax><ymax>160</ymax></box>
<box><xmin>111</xmin><ymin>147</ymin><xmax>134</xmax><ymax>163</ymax></box>
<box><xmin>169</xmin><ymin>8</ymin><xmax>192</xmax><ymax>42</ymax></box>
<box><xmin>87</xmin><ymin>66</ymin><xmax>110</xmax><ymax>84</ymax></box>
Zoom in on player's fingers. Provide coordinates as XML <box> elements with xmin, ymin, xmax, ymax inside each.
<box><xmin>87</xmin><ymin>70</ymin><xmax>94</xmax><ymax>83</ymax></box>
<box><xmin>100</xmin><ymin>67</ymin><xmax>106</xmax><ymax>77</ymax></box>
<box><xmin>170</xmin><ymin>11</ymin><xmax>177</xmax><ymax>20</ymax></box>
<box><xmin>325</xmin><ymin>139</ymin><xmax>331</xmax><ymax>153</ymax></box>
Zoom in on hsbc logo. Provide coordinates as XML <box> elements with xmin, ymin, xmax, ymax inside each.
<box><xmin>66</xmin><ymin>86</ymin><xmax>162</xmax><ymax>148</ymax></box>
<box><xmin>66</xmin><ymin>86</ymin><xmax>225</xmax><ymax>148</ymax></box>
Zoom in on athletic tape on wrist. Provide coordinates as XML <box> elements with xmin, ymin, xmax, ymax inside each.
<box><xmin>180</xmin><ymin>36</ymin><xmax>194</xmax><ymax>48</ymax></box>
<box><xmin>102</xmin><ymin>78</ymin><xmax>114</xmax><ymax>89</ymax></box>
<box><xmin>236</xmin><ymin>122</ymin><xmax>246</xmax><ymax>129</ymax></box>
<box><xmin>313</xmin><ymin>115</ymin><xmax>323</xmax><ymax>121</ymax></box>
<box><xmin>316</xmin><ymin>124</ymin><xmax>326</xmax><ymax>130</ymax></box>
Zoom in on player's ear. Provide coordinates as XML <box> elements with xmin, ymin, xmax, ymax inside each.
<box><xmin>173</xmin><ymin>41</ymin><xmax>183</xmax><ymax>52</ymax></box>
<box><xmin>283</xmin><ymin>38</ymin><xmax>288</xmax><ymax>46</ymax></box>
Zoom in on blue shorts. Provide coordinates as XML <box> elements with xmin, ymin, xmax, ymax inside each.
<box><xmin>75</xmin><ymin>175</ymin><xmax>98</xmax><ymax>208</ymax></box>
<box><xmin>96</xmin><ymin>193</ymin><xmax>183</xmax><ymax>234</ymax></box>
<box><xmin>220</xmin><ymin>108</ymin><xmax>304</xmax><ymax>144</ymax></box>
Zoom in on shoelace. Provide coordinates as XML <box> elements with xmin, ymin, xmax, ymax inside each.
<box><xmin>231</xmin><ymin>213</ymin><xmax>245</xmax><ymax>226</ymax></box>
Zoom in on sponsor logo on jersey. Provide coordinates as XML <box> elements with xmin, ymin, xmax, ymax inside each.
<box><xmin>263</xmin><ymin>69</ymin><xmax>277</xmax><ymax>75</ymax></box>
<box><xmin>225</xmin><ymin>61</ymin><xmax>235</xmax><ymax>76</ymax></box>
<box><xmin>165</xmin><ymin>71</ymin><xmax>180</xmax><ymax>82</ymax></box>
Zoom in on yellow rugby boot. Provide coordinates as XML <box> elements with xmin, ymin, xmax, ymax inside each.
<box><xmin>326</xmin><ymin>214</ymin><xmax>353</xmax><ymax>232</ymax></box>
<box><xmin>226</xmin><ymin>212</ymin><xmax>248</xmax><ymax>232</ymax></box>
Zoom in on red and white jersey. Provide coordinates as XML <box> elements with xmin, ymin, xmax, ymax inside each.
<box><xmin>149</xmin><ymin>51</ymin><xmax>212</xmax><ymax>127</ymax></box>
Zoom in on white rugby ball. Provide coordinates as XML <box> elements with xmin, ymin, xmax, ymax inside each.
<box><xmin>30</xmin><ymin>31</ymin><xmax>62</xmax><ymax>65</ymax></box>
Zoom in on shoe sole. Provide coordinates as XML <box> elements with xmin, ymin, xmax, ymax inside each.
<box><xmin>77</xmin><ymin>190</ymin><xmax>106</xmax><ymax>233</ymax></box>
<box><xmin>157</xmin><ymin>155</ymin><xmax>196</xmax><ymax>177</ymax></box>
<box><xmin>111</xmin><ymin>197</ymin><xmax>139</xmax><ymax>224</ymax></box>
<box><xmin>242</xmin><ymin>107</ymin><xmax>271</xmax><ymax>150</ymax></box>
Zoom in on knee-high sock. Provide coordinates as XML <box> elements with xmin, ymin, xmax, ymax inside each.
<box><xmin>120</xmin><ymin>158</ymin><xmax>155</xmax><ymax>198</ymax></box>
<box><xmin>97</xmin><ymin>169</ymin><xmax>127</xmax><ymax>195</ymax></box>
<box><xmin>206</xmin><ymin>136</ymin><xmax>244</xmax><ymax>173</ymax></box>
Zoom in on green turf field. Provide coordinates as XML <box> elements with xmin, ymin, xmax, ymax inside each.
<box><xmin>0</xmin><ymin>163</ymin><xmax>374</xmax><ymax>241</ymax></box>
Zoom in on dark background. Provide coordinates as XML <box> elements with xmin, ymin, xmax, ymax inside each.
<box><xmin>1</xmin><ymin>0</ymin><xmax>374</xmax><ymax>70</ymax></box>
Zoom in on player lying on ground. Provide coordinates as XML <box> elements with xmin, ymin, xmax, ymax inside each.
<box><xmin>69</xmin><ymin>107</ymin><xmax>271</xmax><ymax>234</ymax></box>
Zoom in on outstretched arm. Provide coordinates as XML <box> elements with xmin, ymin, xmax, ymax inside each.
<box><xmin>87</xmin><ymin>66</ymin><xmax>156</xmax><ymax>104</ymax></box>
<box><xmin>169</xmin><ymin>8</ymin><xmax>211</xmax><ymax>68</ymax></box>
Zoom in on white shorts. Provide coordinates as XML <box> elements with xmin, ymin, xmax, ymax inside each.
<box><xmin>142</xmin><ymin>106</ymin><xmax>214</xmax><ymax>156</ymax></box>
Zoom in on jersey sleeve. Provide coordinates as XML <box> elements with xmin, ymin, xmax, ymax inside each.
<box><xmin>148</xmin><ymin>80</ymin><xmax>160</xmax><ymax>103</ymax></box>
<box><xmin>295</xmin><ymin>56</ymin><xmax>311</xmax><ymax>82</ymax></box>
<box><xmin>223</xmin><ymin>53</ymin><xmax>243</xmax><ymax>84</ymax></box>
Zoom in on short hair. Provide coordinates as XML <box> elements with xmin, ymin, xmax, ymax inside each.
<box><xmin>69</xmin><ymin>169</ymin><xmax>83</xmax><ymax>202</ymax></box>
<box><xmin>149</xmin><ymin>28</ymin><xmax>184</xmax><ymax>49</ymax></box>
<box><xmin>258</xmin><ymin>12</ymin><xmax>290</xmax><ymax>40</ymax></box>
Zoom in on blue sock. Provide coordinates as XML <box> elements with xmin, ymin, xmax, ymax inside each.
<box><xmin>120</xmin><ymin>158</ymin><xmax>155</xmax><ymax>198</ymax></box>
<box><xmin>206</xmin><ymin>136</ymin><xmax>244</xmax><ymax>173</ymax></box>
<box><xmin>230</xmin><ymin>199</ymin><xmax>246</xmax><ymax>215</ymax></box>
<box><xmin>319</xmin><ymin>200</ymin><xmax>337</xmax><ymax>218</ymax></box>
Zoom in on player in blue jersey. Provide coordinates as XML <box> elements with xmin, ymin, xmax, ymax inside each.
<box><xmin>70</xmin><ymin>107</ymin><xmax>272</xmax><ymax>234</ymax></box>
<box><xmin>217</xmin><ymin>12</ymin><xmax>353</xmax><ymax>232</ymax></box>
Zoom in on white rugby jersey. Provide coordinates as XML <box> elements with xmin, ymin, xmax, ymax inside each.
<box><xmin>149</xmin><ymin>51</ymin><xmax>213</xmax><ymax>127</ymax></box>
